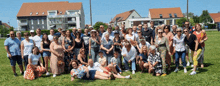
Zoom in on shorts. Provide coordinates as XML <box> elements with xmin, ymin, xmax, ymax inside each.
<box><xmin>43</xmin><ymin>51</ymin><xmax>51</xmax><ymax>57</ymax></box>
<box><xmin>185</xmin><ymin>45</ymin><xmax>189</xmax><ymax>53</ymax></box>
<box><xmin>9</xmin><ymin>55</ymin><xmax>22</xmax><ymax>66</ymax></box>
<box><xmin>82</xmin><ymin>70</ymin><xmax>96</xmax><ymax>80</ymax></box>
<box><xmin>104</xmin><ymin>67</ymin><xmax>111</xmax><ymax>74</ymax></box>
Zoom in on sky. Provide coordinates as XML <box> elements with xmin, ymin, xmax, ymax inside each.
<box><xmin>0</xmin><ymin>0</ymin><xmax>220</xmax><ymax>28</ymax></box>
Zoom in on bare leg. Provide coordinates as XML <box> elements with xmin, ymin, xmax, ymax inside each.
<box><xmin>44</xmin><ymin>56</ymin><xmax>49</xmax><ymax>72</ymax></box>
<box><xmin>11</xmin><ymin>66</ymin><xmax>16</xmax><ymax>74</ymax></box>
<box><xmin>139</xmin><ymin>61</ymin><xmax>143</xmax><ymax>71</ymax></box>
<box><xmin>18</xmin><ymin>65</ymin><xmax>24</xmax><ymax>73</ymax></box>
<box><xmin>94</xmin><ymin>75</ymin><xmax>109</xmax><ymax>80</ymax></box>
<box><xmin>112</xmin><ymin>73</ymin><xmax>125</xmax><ymax>79</ymax></box>
<box><xmin>143</xmin><ymin>63</ymin><xmax>149</xmax><ymax>69</ymax></box>
<box><xmin>156</xmin><ymin>73</ymin><xmax>160</xmax><ymax>76</ymax></box>
<box><xmin>96</xmin><ymin>71</ymin><xmax>110</xmax><ymax>77</ymax></box>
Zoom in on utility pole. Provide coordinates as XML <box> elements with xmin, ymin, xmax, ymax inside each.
<box><xmin>90</xmin><ymin>0</ymin><xmax>92</xmax><ymax>26</ymax></box>
<box><xmin>187</xmin><ymin>0</ymin><xmax>189</xmax><ymax>21</ymax></box>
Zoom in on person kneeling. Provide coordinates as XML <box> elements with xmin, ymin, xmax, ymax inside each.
<box><xmin>24</xmin><ymin>46</ymin><xmax>46</xmax><ymax>80</ymax></box>
<box><xmin>147</xmin><ymin>45</ymin><xmax>162</xmax><ymax>76</ymax></box>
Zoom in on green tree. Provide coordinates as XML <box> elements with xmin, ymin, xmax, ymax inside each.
<box><xmin>193</xmin><ymin>15</ymin><xmax>200</xmax><ymax>23</ymax></box>
<box><xmin>189</xmin><ymin>18</ymin><xmax>195</xmax><ymax>26</ymax></box>
<box><xmin>93</xmin><ymin>22</ymin><xmax>108</xmax><ymax>30</ymax></box>
<box><xmin>0</xmin><ymin>25</ymin><xmax>9</xmax><ymax>37</ymax></box>
<box><xmin>176</xmin><ymin>17</ymin><xmax>187</xmax><ymax>27</ymax></box>
<box><xmin>199</xmin><ymin>10</ymin><xmax>212</xmax><ymax>25</ymax></box>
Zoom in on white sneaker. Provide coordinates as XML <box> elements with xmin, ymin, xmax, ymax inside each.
<box><xmin>187</xmin><ymin>62</ymin><xmax>190</xmax><ymax>66</ymax></box>
<box><xmin>46</xmin><ymin>72</ymin><xmax>50</xmax><ymax>76</ymax></box>
<box><xmin>53</xmin><ymin>74</ymin><xmax>56</xmax><ymax>77</ymax></box>
<box><xmin>132</xmin><ymin>70</ymin><xmax>135</xmax><ymax>74</ymax></box>
<box><xmin>174</xmin><ymin>68</ymin><xmax>179</xmax><ymax>73</ymax></box>
<box><xmin>125</xmin><ymin>70</ymin><xmax>129</xmax><ymax>72</ymax></box>
<box><xmin>125</xmin><ymin>75</ymin><xmax>130</xmax><ymax>79</ymax></box>
<box><xmin>189</xmin><ymin>71</ymin><xmax>196</xmax><ymax>75</ymax></box>
<box><xmin>184</xmin><ymin>69</ymin><xmax>187</xmax><ymax>73</ymax></box>
<box><xmin>117</xmin><ymin>73</ymin><xmax>121</xmax><ymax>76</ymax></box>
<box><xmin>191</xmin><ymin>64</ymin><xmax>194</xmax><ymax>67</ymax></box>
<box><xmin>23</xmin><ymin>71</ymin><xmax>26</xmax><ymax>77</ymax></box>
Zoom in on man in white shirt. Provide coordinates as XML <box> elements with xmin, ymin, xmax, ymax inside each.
<box><xmin>48</xmin><ymin>29</ymin><xmax>55</xmax><ymax>41</ymax></box>
<box><xmin>29</xmin><ymin>30</ymin><xmax>35</xmax><ymax>40</ymax></box>
<box><xmin>132</xmin><ymin>26</ymin><xmax>138</xmax><ymax>39</ymax></box>
<box><xmin>33</xmin><ymin>28</ymin><xmax>43</xmax><ymax>51</ymax></box>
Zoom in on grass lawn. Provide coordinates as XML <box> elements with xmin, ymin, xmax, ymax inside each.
<box><xmin>0</xmin><ymin>31</ymin><xmax>220</xmax><ymax>86</ymax></box>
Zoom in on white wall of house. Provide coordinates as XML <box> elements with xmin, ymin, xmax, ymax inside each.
<box><xmin>125</xmin><ymin>11</ymin><xmax>141</xmax><ymax>28</ymax></box>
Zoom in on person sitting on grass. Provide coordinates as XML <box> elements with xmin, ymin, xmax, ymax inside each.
<box><xmin>87</xmin><ymin>59</ymin><xmax>131</xmax><ymax>79</ymax></box>
<box><xmin>110</xmin><ymin>51</ymin><xmax>122</xmax><ymax>74</ymax></box>
<box><xmin>147</xmin><ymin>45</ymin><xmax>162</xmax><ymax>76</ymax></box>
<box><xmin>24</xmin><ymin>46</ymin><xmax>46</xmax><ymax>80</ymax></box>
<box><xmin>98</xmin><ymin>51</ymin><xmax>107</xmax><ymax>67</ymax></box>
<box><xmin>77</xmin><ymin>48</ymin><xmax>88</xmax><ymax>66</ymax></box>
<box><xmin>139</xmin><ymin>46</ymin><xmax>149</xmax><ymax>73</ymax></box>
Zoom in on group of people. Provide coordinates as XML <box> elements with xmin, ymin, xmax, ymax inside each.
<box><xmin>4</xmin><ymin>21</ymin><xmax>207</xmax><ymax>81</ymax></box>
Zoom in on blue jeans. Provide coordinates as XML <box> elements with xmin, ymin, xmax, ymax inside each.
<box><xmin>123</xmin><ymin>58</ymin><xmax>136</xmax><ymax>71</ymax></box>
<box><xmin>116</xmin><ymin>65</ymin><xmax>122</xmax><ymax>73</ymax></box>
<box><xmin>90</xmin><ymin>48</ymin><xmax>99</xmax><ymax>62</ymax></box>
<box><xmin>175</xmin><ymin>51</ymin><xmax>186</xmax><ymax>67</ymax></box>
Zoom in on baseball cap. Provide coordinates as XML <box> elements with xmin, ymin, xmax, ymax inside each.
<box><xmin>30</xmin><ymin>30</ymin><xmax>34</xmax><ymax>33</ymax></box>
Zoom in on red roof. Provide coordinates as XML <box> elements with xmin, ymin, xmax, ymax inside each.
<box><xmin>17</xmin><ymin>1</ymin><xmax>82</xmax><ymax>17</ymax></box>
<box><xmin>110</xmin><ymin>10</ymin><xmax>135</xmax><ymax>23</ymax></box>
<box><xmin>209</xmin><ymin>13</ymin><xmax>220</xmax><ymax>23</ymax></box>
<box><xmin>2</xmin><ymin>23</ymin><xmax>11</xmax><ymax>28</ymax></box>
<box><xmin>149</xmin><ymin>7</ymin><xmax>184</xmax><ymax>19</ymax></box>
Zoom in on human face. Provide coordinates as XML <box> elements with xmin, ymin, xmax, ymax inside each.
<box><xmin>143</xmin><ymin>24</ymin><xmax>148</xmax><ymax>29</ymax></box>
<box><xmin>107</xmin><ymin>28</ymin><xmax>112</xmax><ymax>33</ymax></box>
<box><xmin>50</xmin><ymin>30</ymin><xmax>54</xmax><ymax>35</ymax></box>
<box><xmin>88</xmin><ymin>60</ymin><xmax>94</xmax><ymax>67</ymax></box>
<box><xmin>84</xmin><ymin>29</ymin><xmax>88</xmax><ymax>34</ymax></box>
<box><xmin>53</xmin><ymin>37</ymin><xmax>58</xmax><ymax>42</ymax></box>
<box><xmin>137</xmin><ymin>31</ymin><xmax>141</xmax><ymax>36</ymax></box>
<box><xmin>183</xmin><ymin>29</ymin><xmax>189</xmax><ymax>35</ymax></box>
<box><xmin>115</xmin><ymin>26</ymin><xmax>119</xmax><ymax>30</ymax></box>
<box><xmin>158</xmin><ymin>30</ymin><xmax>163</xmax><ymax>37</ymax></box>
<box><xmin>196</xmin><ymin>25</ymin><xmax>201</xmax><ymax>31</ymax></box>
<box><xmin>105</xmin><ymin>35</ymin><xmax>109</xmax><ymax>40</ymax></box>
<box><xmin>114</xmin><ymin>53</ymin><xmax>118</xmax><ymax>58</ymax></box>
<box><xmin>133</xmin><ymin>26</ymin><xmax>137</xmax><ymax>31</ymax></box>
<box><xmin>78</xmin><ymin>29</ymin><xmax>82</xmax><ymax>33</ymax></box>
<box><xmin>164</xmin><ymin>26</ymin><xmax>169</xmax><ymax>33</ymax></box>
<box><xmin>100</xmin><ymin>26</ymin><xmax>104</xmax><ymax>31</ymax></box>
<box><xmin>30</xmin><ymin>32</ymin><xmax>35</xmax><ymax>36</ymax></box>
<box><xmin>150</xmin><ymin>22</ymin><xmax>154</xmax><ymax>27</ymax></box>
<box><xmin>24</xmin><ymin>34</ymin><xmax>29</xmax><ymax>39</ymax></box>
<box><xmin>128</xmin><ymin>29</ymin><xmax>132</xmax><ymax>34</ymax></box>
<box><xmin>185</xmin><ymin>22</ymin><xmax>189</xmax><ymax>28</ymax></box>
<box><xmin>71</xmin><ymin>62</ymin><xmax>78</xmax><ymax>69</ymax></box>
<box><xmin>16</xmin><ymin>33</ymin><xmax>21</xmax><ymax>38</ymax></box>
<box><xmin>81</xmin><ymin>49</ymin><xmax>85</xmax><ymax>54</ymax></box>
<box><xmin>177</xmin><ymin>30</ymin><xmax>182</xmax><ymax>36</ymax></box>
<box><xmin>66</xmin><ymin>30</ymin><xmax>70</xmax><ymax>36</ymax></box>
<box><xmin>43</xmin><ymin>34</ymin><xmax>48</xmax><ymax>39</ymax></box>
<box><xmin>33</xmin><ymin>47</ymin><xmax>39</xmax><ymax>54</ymax></box>
<box><xmin>172</xmin><ymin>26</ymin><xmax>177</xmax><ymax>32</ymax></box>
<box><xmin>10</xmin><ymin>31</ymin><xmax>15</xmax><ymax>39</ymax></box>
<box><xmin>72</xmin><ymin>28</ymin><xmax>76</xmax><ymax>33</ymax></box>
<box><xmin>150</xmin><ymin>49</ymin><xmax>155</xmax><ymax>54</ymax></box>
<box><xmin>91</xmin><ymin>31</ymin><xmax>96</xmax><ymax>37</ymax></box>
<box><xmin>143</xmin><ymin>46</ymin><xmax>147</xmax><ymax>53</ymax></box>
<box><xmin>36</xmin><ymin>29</ymin><xmax>41</xmax><ymax>35</ymax></box>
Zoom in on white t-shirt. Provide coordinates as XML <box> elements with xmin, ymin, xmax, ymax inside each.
<box><xmin>139</xmin><ymin>42</ymin><xmax>151</xmax><ymax>49</ymax></box>
<box><xmin>29</xmin><ymin>36</ymin><xmax>34</xmax><ymax>40</ymax></box>
<box><xmin>48</xmin><ymin>35</ymin><xmax>54</xmax><ymax>41</ymax></box>
<box><xmin>33</xmin><ymin>35</ymin><xmax>43</xmax><ymax>50</ymax></box>
<box><xmin>121</xmin><ymin>46</ymin><xmax>137</xmax><ymax>61</ymax></box>
<box><xmin>88</xmin><ymin>62</ymin><xmax>103</xmax><ymax>72</ymax></box>
<box><xmin>28</xmin><ymin>53</ymin><xmax>41</xmax><ymax>65</ymax></box>
<box><xmin>22</xmin><ymin>39</ymin><xmax>34</xmax><ymax>56</ymax></box>
<box><xmin>110</xmin><ymin>57</ymin><xmax>118</xmax><ymax>65</ymax></box>
<box><xmin>125</xmin><ymin>34</ymin><xmax>135</xmax><ymax>41</ymax></box>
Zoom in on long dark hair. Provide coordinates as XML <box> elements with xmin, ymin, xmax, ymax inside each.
<box><xmin>31</xmin><ymin>46</ymin><xmax>40</xmax><ymax>55</ymax></box>
<box><xmin>69</xmin><ymin>60</ymin><xmax>79</xmax><ymax>69</ymax></box>
<box><xmin>42</xmin><ymin>33</ymin><xmax>50</xmax><ymax>44</ymax></box>
<box><xmin>75</xmin><ymin>32</ymin><xmax>81</xmax><ymax>38</ymax></box>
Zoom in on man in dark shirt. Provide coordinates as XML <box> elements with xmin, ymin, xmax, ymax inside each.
<box><xmin>142</xmin><ymin>24</ymin><xmax>153</xmax><ymax>44</ymax></box>
<box><xmin>185</xmin><ymin>21</ymin><xmax>194</xmax><ymax>34</ymax></box>
<box><xmin>150</xmin><ymin>21</ymin><xmax>156</xmax><ymax>43</ymax></box>
<box><xmin>82</xmin><ymin>29</ymin><xmax>90</xmax><ymax>62</ymax></box>
<box><xmin>54</xmin><ymin>28</ymin><xmax>62</xmax><ymax>37</ymax></box>
<box><xmin>183</xmin><ymin>28</ymin><xmax>202</xmax><ymax>75</ymax></box>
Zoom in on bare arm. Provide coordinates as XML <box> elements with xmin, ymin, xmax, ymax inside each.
<box><xmin>69</xmin><ymin>37</ymin><xmax>75</xmax><ymax>51</ymax></box>
<box><xmin>62</xmin><ymin>38</ymin><xmax>67</xmax><ymax>51</ymax></box>
<box><xmin>77</xmin><ymin>55</ymin><xmax>88</xmax><ymax>66</ymax></box>
<box><xmin>100</xmin><ymin>44</ymin><xmax>108</xmax><ymax>51</ymax></box>
<box><xmin>108</xmin><ymin>45</ymin><xmax>114</xmax><ymax>52</ymax></box>
<box><xmin>21</xmin><ymin>41</ymin><xmax>24</xmax><ymax>58</ymax></box>
<box><xmin>50</xmin><ymin>42</ymin><xmax>60</xmax><ymax>57</ymax></box>
<box><xmin>4</xmin><ymin>46</ymin><xmax>11</xmax><ymax>57</ymax></box>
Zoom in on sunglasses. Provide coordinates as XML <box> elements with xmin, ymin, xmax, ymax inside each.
<box><xmin>183</xmin><ymin>31</ymin><xmax>188</xmax><ymax>33</ymax></box>
<box><xmin>158</xmin><ymin>32</ymin><xmax>163</xmax><ymax>34</ymax></box>
<box><xmin>177</xmin><ymin>31</ymin><xmax>181</xmax><ymax>32</ymax></box>
<box><xmin>10</xmin><ymin>34</ymin><xmax>14</xmax><ymax>35</ymax></box>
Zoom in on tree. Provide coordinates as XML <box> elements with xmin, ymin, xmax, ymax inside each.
<box><xmin>93</xmin><ymin>22</ymin><xmax>108</xmax><ymax>30</ymax></box>
<box><xmin>0</xmin><ymin>25</ymin><xmax>9</xmax><ymax>37</ymax></box>
<box><xmin>193</xmin><ymin>15</ymin><xmax>200</xmax><ymax>23</ymax></box>
<box><xmin>199</xmin><ymin>10</ymin><xmax>212</xmax><ymax>25</ymax></box>
<box><xmin>189</xmin><ymin>18</ymin><xmax>195</xmax><ymax>26</ymax></box>
<box><xmin>176</xmin><ymin>17</ymin><xmax>187</xmax><ymax>27</ymax></box>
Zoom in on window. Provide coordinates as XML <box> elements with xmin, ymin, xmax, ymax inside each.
<box><xmin>49</xmin><ymin>12</ymin><xmax>56</xmax><ymax>15</ymax></box>
<box><xmin>174</xmin><ymin>13</ymin><xmax>177</xmax><ymax>18</ymax></box>
<box><xmin>42</xmin><ymin>26</ymin><xmax>44</xmax><ymax>29</ymax></box>
<box><xmin>69</xmin><ymin>11</ymin><xmax>75</xmax><ymax>15</ymax></box>
<box><xmin>42</xmin><ymin>19</ymin><xmax>44</xmax><ymax>24</ymax></box>
<box><xmin>32</xmin><ymin>26</ymin><xmax>34</xmax><ymax>29</ymax></box>
<box><xmin>31</xmin><ymin>19</ymin><xmax>33</xmax><ymax>25</ymax></box>
<box><xmin>159</xmin><ymin>14</ymin><xmax>163</xmax><ymax>18</ymax></box>
<box><xmin>132</xmin><ymin>16</ymin><xmax>134</xmax><ymax>18</ymax></box>
<box><xmin>169</xmin><ymin>14</ymin><xmax>172</xmax><ymax>18</ymax></box>
<box><xmin>37</xmin><ymin>19</ymin><xmax>40</xmax><ymax>24</ymax></box>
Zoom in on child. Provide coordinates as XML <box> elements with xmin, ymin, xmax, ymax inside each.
<box><xmin>98</xmin><ymin>51</ymin><xmax>107</xmax><ymax>67</ymax></box>
<box><xmin>111</xmin><ymin>51</ymin><xmax>122</xmax><ymax>74</ymax></box>
<box><xmin>147</xmin><ymin>45</ymin><xmax>162</xmax><ymax>76</ymax></box>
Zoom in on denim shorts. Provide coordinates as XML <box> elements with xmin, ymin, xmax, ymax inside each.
<box><xmin>9</xmin><ymin>55</ymin><xmax>22</xmax><ymax>66</ymax></box>
<box><xmin>43</xmin><ymin>51</ymin><xmax>51</xmax><ymax>57</ymax></box>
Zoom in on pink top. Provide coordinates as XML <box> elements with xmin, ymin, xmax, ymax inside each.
<box><xmin>163</xmin><ymin>32</ymin><xmax>174</xmax><ymax>46</ymax></box>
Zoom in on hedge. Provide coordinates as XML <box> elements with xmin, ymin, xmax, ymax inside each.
<box><xmin>207</xmin><ymin>24</ymin><xmax>217</xmax><ymax>29</ymax></box>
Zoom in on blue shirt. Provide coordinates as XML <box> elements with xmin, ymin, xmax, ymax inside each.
<box><xmin>4</xmin><ymin>37</ymin><xmax>21</xmax><ymax>57</ymax></box>
<box><xmin>71</xmin><ymin>33</ymin><xmax>76</xmax><ymax>39</ymax></box>
<box><xmin>17</xmin><ymin>37</ymin><xmax>25</xmax><ymax>43</ymax></box>
<box><xmin>54</xmin><ymin>32</ymin><xmax>61</xmax><ymax>37</ymax></box>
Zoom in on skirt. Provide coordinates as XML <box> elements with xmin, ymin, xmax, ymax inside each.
<box><xmin>24</xmin><ymin>64</ymin><xmax>45</xmax><ymax>80</ymax></box>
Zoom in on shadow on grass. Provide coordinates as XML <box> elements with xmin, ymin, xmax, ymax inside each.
<box><xmin>203</xmin><ymin>63</ymin><xmax>214</xmax><ymax>67</ymax></box>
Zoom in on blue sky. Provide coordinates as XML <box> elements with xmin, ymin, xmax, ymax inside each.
<box><xmin>0</xmin><ymin>0</ymin><xmax>220</xmax><ymax>28</ymax></box>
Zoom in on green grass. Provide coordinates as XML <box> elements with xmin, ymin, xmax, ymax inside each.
<box><xmin>0</xmin><ymin>31</ymin><xmax>220</xmax><ymax>86</ymax></box>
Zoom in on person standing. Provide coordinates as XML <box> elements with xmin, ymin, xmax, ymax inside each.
<box><xmin>99</xmin><ymin>25</ymin><xmax>105</xmax><ymax>37</ymax></box>
<box><xmin>101</xmin><ymin>26</ymin><xmax>115</xmax><ymax>41</ymax></box>
<box><xmin>113</xmin><ymin>31</ymin><xmax>122</xmax><ymax>67</ymax></box>
<box><xmin>82</xmin><ymin>29</ymin><xmax>90</xmax><ymax>60</ymax></box>
<box><xmin>100</xmin><ymin>33</ymin><xmax>114</xmax><ymax>64</ymax></box>
<box><xmin>40</xmin><ymin>33</ymin><xmax>51</xmax><ymax>76</ymax></box>
<box><xmin>142</xmin><ymin>24</ymin><xmax>153</xmax><ymax>45</ymax></box>
<box><xmin>163</xmin><ymin>25</ymin><xmax>173</xmax><ymax>67</ymax></box>
<box><xmin>21</xmin><ymin>32</ymin><xmax>35</xmax><ymax>70</ymax></box>
<box><xmin>150</xmin><ymin>21</ymin><xmax>156</xmax><ymax>41</ymax></box>
<box><xmin>58</xmin><ymin>29</ymin><xmax>66</xmax><ymax>44</ymax></box>
<box><xmin>71</xmin><ymin>27</ymin><xmax>77</xmax><ymax>39</ymax></box>
<box><xmin>33</xmin><ymin>28</ymin><xmax>44</xmax><ymax>66</ymax></box>
<box><xmin>89</xmin><ymin>30</ymin><xmax>100</xmax><ymax>62</ymax></box>
<box><xmin>29</xmin><ymin>30</ymin><xmax>35</xmax><ymax>40</ymax></box>
<box><xmin>193</xmin><ymin>24</ymin><xmax>208</xmax><ymax>68</ymax></box>
<box><xmin>48</xmin><ymin>29</ymin><xmax>55</xmax><ymax>42</ymax></box>
<box><xmin>137</xmin><ymin>24</ymin><xmax>143</xmax><ymax>30</ymax></box>
<box><xmin>155</xmin><ymin>29</ymin><xmax>172</xmax><ymax>76</ymax></box>
<box><xmin>4</xmin><ymin>31</ymin><xmax>24</xmax><ymax>77</ymax></box>
<box><xmin>173</xmin><ymin>28</ymin><xmax>187</xmax><ymax>73</ymax></box>
<box><xmin>132</xmin><ymin>26</ymin><xmax>139</xmax><ymax>39</ymax></box>
<box><xmin>74</xmin><ymin>32</ymin><xmax>84</xmax><ymax>57</ymax></box>
<box><xmin>50</xmin><ymin>36</ymin><xmax>64</xmax><ymax>77</ymax></box>
<box><xmin>183</xmin><ymin>28</ymin><xmax>203</xmax><ymax>75</ymax></box>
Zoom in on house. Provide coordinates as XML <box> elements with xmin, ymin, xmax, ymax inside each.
<box><xmin>209</xmin><ymin>13</ymin><xmax>220</xmax><ymax>24</ymax></box>
<box><xmin>16</xmin><ymin>1</ymin><xmax>85</xmax><ymax>31</ymax></box>
<box><xmin>115</xmin><ymin>7</ymin><xmax>184</xmax><ymax>28</ymax></box>
<box><xmin>0</xmin><ymin>21</ymin><xmax>11</xmax><ymax>29</ymax></box>
<box><xmin>110</xmin><ymin>10</ymin><xmax>141</xmax><ymax>28</ymax></box>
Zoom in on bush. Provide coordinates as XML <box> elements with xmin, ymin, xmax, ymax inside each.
<box><xmin>93</xmin><ymin>22</ymin><xmax>108</xmax><ymax>30</ymax></box>
<box><xmin>207</xmin><ymin>24</ymin><xmax>216</xmax><ymax>29</ymax></box>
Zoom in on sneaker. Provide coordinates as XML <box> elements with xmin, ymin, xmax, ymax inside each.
<box><xmin>46</xmin><ymin>72</ymin><xmax>50</xmax><ymax>76</ymax></box>
<box><xmin>187</xmin><ymin>62</ymin><xmax>190</xmax><ymax>66</ymax></box>
<box><xmin>189</xmin><ymin>71</ymin><xmax>196</xmax><ymax>75</ymax></box>
<box><xmin>53</xmin><ymin>74</ymin><xmax>56</xmax><ymax>77</ymax></box>
<box><xmin>125</xmin><ymin>70</ymin><xmax>129</xmax><ymax>72</ymax></box>
<box><xmin>161</xmin><ymin>74</ymin><xmax>167</xmax><ymax>76</ymax></box>
<box><xmin>125</xmin><ymin>75</ymin><xmax>131</xmax><ymax>79</ymax></box>
<box><xmin>191</xmin><ymin>64</ymin><xmax>194</xmax><ymax>67</ymax></box>
<box><xmin>132</xmin><ymin>70</ymin><xmax>135</xmax><ymax>74</ymax></box>
<box><xmin>174</xmin><ymin>68</ymin><xmax>179</xmax><ymax>73</ymax></box>
<box><xmin>117</xmin><ymin>73</ymin><xmax>121</xmax><ymax>76</ymax></box>
<box><xmin>14</xmin><ymin>73</ymin><xmax>18</xmax><ymax>77</ymax></box>
<box><xmin>184</xmin><ymin>69</ymin><xmax>187</xmax><ymax>73</ymax></box>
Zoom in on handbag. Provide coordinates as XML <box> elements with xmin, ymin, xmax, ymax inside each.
<box><xmin>57</xmin><ymin>60</ymin><xmax>64</xmax><ymax>67</ymax></box>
